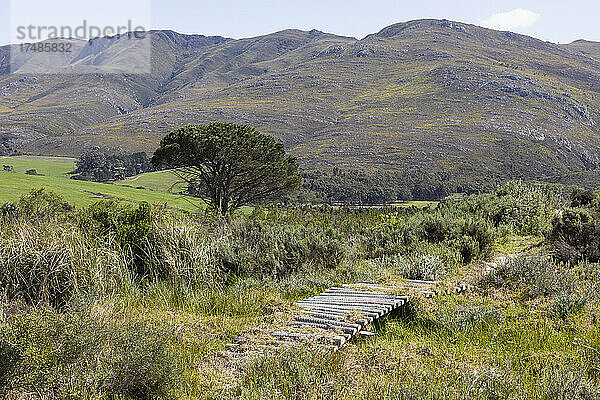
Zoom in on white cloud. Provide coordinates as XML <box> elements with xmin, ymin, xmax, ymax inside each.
<box><xmin>480</xmin><ymin>8</ymin><xmax>540</xmax><ymax>31</ymax></box>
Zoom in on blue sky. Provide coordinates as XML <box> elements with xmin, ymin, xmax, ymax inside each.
<box><xmin>1</xmin><ymin>0</ymin><xmax>600</xmax><ymax>45</ymax></box>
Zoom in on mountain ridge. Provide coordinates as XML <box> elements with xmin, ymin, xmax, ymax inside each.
<box><xmin>1</xmin><ymin>19</ymin><xmax>600</xmax><ymax>192</ymax></box>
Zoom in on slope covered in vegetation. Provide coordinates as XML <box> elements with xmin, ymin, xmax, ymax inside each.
<box><xmin>2</xmin><ymin>20</ymin><xmax>600</xmax><ymax>194</ymax></box>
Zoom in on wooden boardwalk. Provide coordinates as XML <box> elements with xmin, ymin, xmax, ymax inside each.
<box><xmin>271</xmin><ymin>280</ymin><xmax>460</xmax><ymax>351</ymax></box>
<box><xmin>224</xmin><ymin>280</ymin><xmax>469</xmax><ymax>354</ymax></box>
<box><xmin>292</xmin><ymin>287</ymin><xmax>409</xmax><ymax>348</ymax></box>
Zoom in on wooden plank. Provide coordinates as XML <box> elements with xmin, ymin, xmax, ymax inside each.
<box><xmin>302</xmin><ymin>296</ymin><xmax>399</xmax><ymax>307</ymax></box>
<box><xmin>296</xmin><ymin>305</ymin><xmax>378</xmax><ymax>320</ymax></box>
<box><xmin>299</xmin><ymin>310</ymin><xmax>369</xmax><ymax>326</ymax></box>
<box><xmin>325</xmin><ymin>288</ymin><xmax>402</xmax><ymax>298</ymax></box>
<box><xmin>303</xmin><ymin>304</ymin><xmax>389</xmax><ymax>314</ymax></box>
<box><xmin>296</xmin><ymin>300</ymin><xmax>389</xmax><ymax>315</ymax></box>
<box><xmin>301</xmin><ymin>299</ymin><xmax>394</xmax><ymax>312</ymax></box>
<box><xmin>294</xmin><ymin>316</ymin><xmax>362</xmax><ymax>334</ymax></box>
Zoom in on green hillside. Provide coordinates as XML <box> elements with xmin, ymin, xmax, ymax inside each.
<box><xmin>0</xmin><ymin>156</ymin><xmax>202</xmax><ymax>211</ymax></box>
<box><xmin>113</xmin><ymin>169</ymin><xmax>185</xmax><ymax>193</ymax></box>
<box><xmin>1</xmin><ymin>20</ymin><xmax>600</xmax><ymax>191</ymax></box>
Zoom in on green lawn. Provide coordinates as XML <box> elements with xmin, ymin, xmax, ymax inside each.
<box><xmin>0</xmin><ymin>156</ymin><xmax>203</xmax><ymax>212</ymax></box>
<box><xmin>114</xmin><ymin>170</ymin><xmax>186</xmax><ymax>193</ymax></box>
<box><xmin>0</xmin><ymin>155</ymin><xmax>76</xmax><ymax>176</ymax></box>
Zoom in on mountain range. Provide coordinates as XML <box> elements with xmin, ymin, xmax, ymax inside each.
<box><xmin>2</xmin><ymin>19</ymin><xmax>600</xmax><ymax>190</ymax></box>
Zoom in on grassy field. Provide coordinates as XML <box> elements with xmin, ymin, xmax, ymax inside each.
<box><xmin>0</xmin><ymin>156</ymin><xmax>431</xmax><ymax>214</ymax></box>
<box><xmin>113</xmin><ymin>169</ymin><xmax>186</xmax><ymax>193</ymax></box>
<box><xmin>0</xmin><ymin>156</ymin><xmax>203</xmax><ymax>212</ymax></box>
<box><xmin>0</xmin><ymin>155</ymin><xmax>76</xmax><ymax>176</ymax></box>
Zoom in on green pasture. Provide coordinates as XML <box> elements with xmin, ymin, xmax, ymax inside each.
<box><xmin>0</xmin><ymin>156</ymin><xmax>203</xmax><ymax>212</ymax></box>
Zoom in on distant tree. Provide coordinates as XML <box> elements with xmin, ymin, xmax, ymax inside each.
<box><xmin>152</xmin><ymin>123</ymin><xmax>301</xmax><ymax>214</ymax></box>
<box><xmin>71</xmin><ymin>151</ymin><xmax>153</xmax><ymax>182</ymax></box>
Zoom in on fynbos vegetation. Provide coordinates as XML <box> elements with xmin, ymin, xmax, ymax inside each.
<box><xmin>2</xmin><ymin>10</ymin><xmax>600</xmax><ymax>399</ymax></box>
<box><xmin>1</xmin><ymin>181</ymin><xmax>599</xmax><ymax>398</ymax></box>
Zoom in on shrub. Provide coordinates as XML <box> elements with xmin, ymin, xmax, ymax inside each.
<box><xmin>361</xmin><ymin>223</ymin><xmax>415</xmax><ymax>258</ymax></box>
<box><xmin>541</xmin><ymin>365</ymin><xmax>600</xmax><ymax>400</ymax></box>
<box><xmin>457</xmin><ymin>236</ymin><xmax>477</xmax><ymax>264</ymax></box>
<box><xmin>215</xmin><ymin>221</ymin><xmax>345</xmax><ymax>277</ymax></box>
<box><xmin>0</xmin><ymin>223</ymin><xmax>87</xmax><ymax>307</ymax></box>
<box><xmin>0</xmin><ymin>310</ymin><xmax>177</xmax><ymax>399</ymax></box>
<box><xmin>435</xmin><ymin>304</ymin><xmax>502</xmax><ymax>333</ymax></box>
<box><xmin>549</xmin><ymin>208</ymin><xmax>600</xmax><ymax>263</ymax></box>
<box><xmin>489</xmin><ymin>181</ymin><xmax>558</xmax><ymax>235</ymax></box>
<box><xmin>98</xmin><ymin>323</ymin><xmax>177</xmax><ymax>400</ymax></box>
<box><xmin>480</xmin><ymin>254</ymin><xmax>564</xmax><ymax>298</ymax></box>
<box><xmin>83</xmin><ymin>200</ymin><xmax>153</xmax><ymax>249</ymax></box>
<box><xmin>407</xmin><ymin>254</ymin><xmax>444</xmax><ymax>281</ymax></box>
<box><xmin>362</xmin><ymin>254</ymin><xmax>444</xmax><ymax>282</ymax></box>
<box><xmin>81</xmin><ymin>201</ymin><xmax>163</xmax><ymax>279</ymax></box>
<box><xmin>0</xmin><ymin>202</ymin><xmax>17</xmax><ymax>220</ymax></box>
<box><xmin>0</xmin><ymin>219</ymin><xmax>131</xmax><ymax>307</ymax></box>
<box><xmin>420</xmin><ymin>214</ymin><xmax>450</xmax><ymax>243</ymax></box>
<box><xmin>150</xmin><ymin>216</ymin><xmax>222</xmax><ymax>287</ymax></box>
<box><xmin>550</xmin><ymin>291</ymin><xmax>589</xmax><ymax>320</ymax></box>
<box><xmin>0</xmin><ymin>309</ymin><xmax>87</xmax><ymax>396</ymax></box>
<box><xmin>457</xmin><ymin>218</ymin><xmax>495</xmax><ymax>258</ymax></box>
<box><xmin>570</xmin><ymin>189</ymin><xmax>597</xmax><ymax>208</ymax></box>
<box><xmin>16</xmin><ymin>189</ymin><xmax>74</xmax><ymax>220</ymax></box>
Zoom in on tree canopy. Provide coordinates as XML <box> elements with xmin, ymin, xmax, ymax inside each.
<box><xmin>71</xmin><ymin>151</ymin><xmax>153</xmax><ymax>182</ymax></box>
<box><xmin>152</xmin><ymin>123</ymin><xmax>301</xmax><ymax>214</ymax></box>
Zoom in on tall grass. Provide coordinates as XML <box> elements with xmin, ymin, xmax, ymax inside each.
<box><xmin>0</xmin><ymin>219</ymin><xmax>133</xmax><ymax>307</ymax></box>
<box><xmin>2</xmin><ymin>182</ymin><xmax>598</xmax><ymax>399</ymax></box>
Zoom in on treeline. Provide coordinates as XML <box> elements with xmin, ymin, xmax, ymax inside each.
<box><xmin>68</xmin><ymin>149</ymin><xmax>502</xmax><ymax>204</ymax></box>
<box><xmin>71</xmin><ymin>151</ymin><xmax>154</xmax><ymax>182</ymax></box>
<box><xmin>0</xmin><ymin>140</ymin><xmax>19</xmax><ymax>156</ymax></box>
<box><xmin>299</xmin><ymin>167</ymin><xmax>499</xmax><ymax>204</ymax></box>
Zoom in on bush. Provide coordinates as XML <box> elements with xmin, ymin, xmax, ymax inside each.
<box><xmin>81</xmin><ymin>201</ymin><xmax>162</xmax><ymax>279</ymax></box>
<box><xmin>150</xmin><ymin>217</ymin><xmax>222</xmax><ymax>287</ymax></box>
<box><xmin>489</xmin><ymin>181</ymin><xmax>558</xmax><ymax>235</ymax></box>
<box><xmin>435</xmin><ymin>304</ymin><xmax>502</xmax><ymax>333</ymax></box>
<box><xmin>570</xmin><ymin>189</ymin><xmax>597</xmax><ymax>208</ymax></box>
<box><xmin>420</xmin><ymin>214</ymin><xmax>450</xmax><ymax>243</ymax></box>
<box><xmin>98</xmin><ymin>323</ymin><xmax>178</xmax><ymax>399</ymax></box>
<box><xmin>541</xmin><ymin>365</ymin><xmax>600</xmax><ymax>400</ymax></box>
<box><xmin>215</xmin><ymin>221</ymin><xmax>345</xmax><ymax>277</ymax></box>
<box><xmin>362</xmin><ymin>223</ymin><xmax>415</xmax><ymax>258</ymax></box>
<box><xmin>0</xmin><ymin>309</ymin><xmax>91</xmax><ymax>396</ymax></box>
<box><xmin>83</xmin><ymin>200</ymin><xmax>153</xmax><ymax>249</ymax></box>
<box><xmin>16</xmin><ymin>189</ymin><xmax>74</xmax><ymax>220</ymax></box>
<box><xmin>0</xmin><ymin>202</ymin><xmax>17</xmax><ymax>221</ymax></box>
<box><xmin>0</xmin><ymin>220</ymin><xmax>131</xmax><ymax>307</ymax></box>
<box><xmin>480</xmin><ymin>254</ymin><xmax>564</xmax><ymax>298</ymax></box>
<box><xmin>549</xmin><ymin>208</ymin><xmax>600</xmax><ymax>263</ymax></box>
<box><xmin>406</xmin><ymin>254</ymin><xmax>444</xmax><ymax>281</ymax></box>
<box><xmin>0</xmin><ymin>310</ymin><xmax>177</xmax><ymax>399</ymax></box>
<box><xmin>457</xmin><ymin>218</ymin><xmax>495</xmax><ymax>258</ymax></box>
<box><xmin>457</xmin><ymin>236</ymin><xmax>476</xmax><ymax>264</ymax></box>
<box><xmin>0</xmin><ymin>223</ymin><xmax>87</xmax><ymax>307</ymax></box>
<box><xmin>550</xmin><ymin>291</ymin><xmax>589</xmax><ymax>320</ymax></box>
<box><xmin>362</xmin><ymin>254</ymin><xmax>444</xmax><ymax>281</ymax></box>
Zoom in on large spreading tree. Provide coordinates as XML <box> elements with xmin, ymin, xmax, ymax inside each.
<box><xmin>152</xmin><ymin>123</ymin><xmax>301</xmax><ymax>214</ymax></box>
